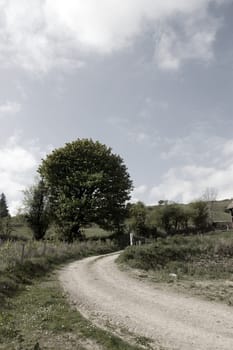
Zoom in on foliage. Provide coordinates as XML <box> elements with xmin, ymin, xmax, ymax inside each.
<box><xmin>152</xmin><ymin>201</ymin><xmax>211</xmax><ymax>235</ymax></box>
<box><xmin>0</xmin><ymin>193</ymin><xmax>9</xmax><ymax>218</ymax></box>
<box><xmin>129</xmin><ymin>202</ymin><xmax>147</xmax><ymax>234</ymax></box>
<box><xmin>201</xmin><ymin>187</ymin><xmax>218</xmax><ymax>223</ymax></box>
<box><xmin>24</xmin><ymin>180</ymin><xmax>51</xmax><ymax>240</ymax></box>
<box><xmin>129</xmin><ymin>202</ymin><xmax>157</xmax><ymax>238</ymax></box>
<box><xmin>190</xmin><ymin>201</ymin><xmax>210</xmax><ymax>232</ymax></box>
<box><xmin>0</xmin><ymin>216</ymin><xmax>13</xmax><ymax>237</ymax></box>
<box><xmin>156</xmin><ymin>203</ymin><xmax>192</xmax><ymax>234</ymax></box>
<box><xmin>39</xmin><ymin>139</ymin><xmax>133</xmax><ymax>242</ymax></box>
<box><xmin>118</xmin><ymin>231</ymin><xmax>233</xmax><ymax>279</ymax></box>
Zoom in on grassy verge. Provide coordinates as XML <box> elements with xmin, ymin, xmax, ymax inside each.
<box><xmin>117</xmin><ymin>231</ymin><xmax>233</xmax><ymax>305</ymax></box>
<box><xmin>0</xmin><ymin>239</ymin><xmax>145</xmax><ymax>349</ymax></box>
<box><xmin>0</xmin><ymin>240</ymin><xmax>117</xmax><ymax>307</ymax></box>
<box><xmin>0</xmin><ymin>274</ymin><xmax>143</xmax><ymax>350</ymax></box>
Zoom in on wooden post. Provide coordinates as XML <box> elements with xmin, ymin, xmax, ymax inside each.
<box><xmin>42</xmin><ymin>241</ymin><xmax>46</xmax><ymax>256</ymax></box>
<box><xmin>21</xmin><ymin>244</ymin><xmax>25</xmax><ymax>264</ymax></box>
<box><xmin>28</xmin><ymin>240</ymin><xmax>32</xmax><ymax>258</ymax></box>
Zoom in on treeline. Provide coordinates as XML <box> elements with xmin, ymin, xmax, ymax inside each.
<box><xmin>0</xmin><ymin>138</ymin><xmax>230</xmax><ymax>244</ymax></box>
<box><xmin>128</xmin><ymin>200</ymin><xmax>216</xmax><ymax>239</ymax></box>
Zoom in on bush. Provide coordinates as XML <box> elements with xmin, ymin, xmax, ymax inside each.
<box><xmin>118</xmin><ymin>232</ymin><xmax>233</xmax><ymax>278</ymax></box>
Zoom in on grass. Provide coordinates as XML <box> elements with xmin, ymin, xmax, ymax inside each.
<box><xmin>212</xmin><ymin>199</ymin><xmax>232</xmax><ymax>221</ymax></box>
<box><xmin>9</xmin><ymin>218</ymin><xmax>114</xmax><ymax>241</ymax></box>
<box><xmin>0</xmin><ymin>275</ymin><xmax>144</xmax><ymax>350</ymax></box>
<box><xmin>83</xmin><ymin>226</ymin><xmax>113</xmax><ymax>239</ymax></box>
<box><xmin>118</xmin><ymin>231</ymin><xmax>233</xmax><ymax>305</ymax></box>
<box><xmin>0</xmin><ymin>236</ymin><xmax>146</xmax><ymax>349</ymax></box>
<box><xmin>0</xmin><ymin>239</ymin><xmax>117</xmax><ymax>307</ymax></box>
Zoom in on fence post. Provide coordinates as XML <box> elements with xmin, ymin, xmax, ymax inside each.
<box><xmin>21</xmin><ymin>244</ymin><xmax>25</xmax><ymax>264</ymax></box>
<box><xmin>42</xmin><ymin>241</ymin><xmax>46</xmax><ymax>256</ymax></box>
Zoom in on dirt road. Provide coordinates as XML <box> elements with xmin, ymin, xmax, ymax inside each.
<box><xmin>59</xmin><ymin>252</ymin><xmax>233</xmax><ymax>350</ymax></box>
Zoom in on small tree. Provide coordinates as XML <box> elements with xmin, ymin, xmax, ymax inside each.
<box><xmin>156</xmin><ymin>203</ymin><xmax>193</xmax><ymax>234</ymax></box>
<box><xmin>190</xmin><ymin>201</ymin><xmax>210</xmax><ymax>232</ymax></box>
<box><xmin>201</xmin><ymin>187</ymin><xmax>218</xmax><ymax>223</ymax></box>
<box><xmin>0</xmin><ymin>193</ymin><xmax>9</xmax><ymax>218</ymax></box>
<box><xmin>129</xmin><ymin>202</ymin><xmax>147</xmax><ymax>235</ymax></box>
<box><xmin>0</xmin><ymin>217</ymin><xmax>13</xmax><ymax>237</ymax></box>
<box><xmin>24</xmin><ymin>180</ymin><xmax>51</xmax><ymax>240</ymax></box>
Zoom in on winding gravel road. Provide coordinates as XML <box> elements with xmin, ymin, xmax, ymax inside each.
<box><xmin>59</xmin><ymin>252</ymin><xmax>233</xmax><ymax>350</ymax></box>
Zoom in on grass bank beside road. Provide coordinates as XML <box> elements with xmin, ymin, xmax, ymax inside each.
<box><xmin>0</xmin><ymin>275</ymin><xmax>144</xmax><ymax>350</ymax></box>
<box><xmin>118</xmin><ymin>231</ymin><xmax>233</xmax><ymax>305</ymax></box>
<box><xmin>0</xmin><ymin>239</ymin><xmax>117</xmax><ymax>307</ymax></box>
<box><xmin>0</xmin><ymin>239</ymin><xmax>145</xmax><ymax>350</ymax></box>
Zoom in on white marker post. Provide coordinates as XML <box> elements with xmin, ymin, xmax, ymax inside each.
<box><xmin>130</xmin><ymin>232</ymin><xmax>134</xmax><ymax>246</ymax></box>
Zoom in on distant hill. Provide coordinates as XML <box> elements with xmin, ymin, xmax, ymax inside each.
<box><xmin>211</xmin><ymin>199</ymin><xmax>232</xmax><ymax>222</ymax></box>
<box><xmin>145</xmin><ymin>199</ymin><xmax>233</xmax><ymax>226</ymax></box>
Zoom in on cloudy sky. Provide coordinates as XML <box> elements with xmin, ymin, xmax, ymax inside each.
<box><xmin>0</xmin><ymin>0</ymin><xmax>233</xmax><ymax>213</ymax></box>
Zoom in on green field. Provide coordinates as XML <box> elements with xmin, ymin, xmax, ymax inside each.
<box><xmin>8</xmin><ymin>217</ymin><xmax>114</xmax><ymax>242</ymax></box>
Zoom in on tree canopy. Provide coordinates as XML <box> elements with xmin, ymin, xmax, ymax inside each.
<box><xmin>39</xmin><ymin>139</ymin><xmax>133</xmax><ymax>241</ymax></box>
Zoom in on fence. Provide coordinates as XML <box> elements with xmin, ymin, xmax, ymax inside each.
<box><xmin>0</xmin><ymin>238</ymin><xmax>116</xmax><ymax>273</ymax></box>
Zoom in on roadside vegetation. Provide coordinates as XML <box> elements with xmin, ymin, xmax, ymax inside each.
<box><xmin>0</xmin><ymin>238</ymin><xmax>117</xmax><ymax>306</ymax></box>
<box><xmin>118</xmin><ymin>231</ymin><xmax>233</xmax><ymax>305</ymax></box>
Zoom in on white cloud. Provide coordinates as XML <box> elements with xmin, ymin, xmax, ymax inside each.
<box><xmin>149</xmin><ymin>135</ymin><xmax>233</xmax><ymax>204</ymax></box>
<box><xmin>155</xmin><ymin>11</ymin><xmax>220</xmax><ymax>70</ymax></box>
<box><xmin>128</xmin><ymin>131</ymin><xmax>150</xmax><ymax>144</ymax></box>
<box><xmin>0</xmin><ymin>101</ymin><xmax>21</xmax><ymax>115</ymax></box>
<box><xmin>0</xmin><ymin>135</ymin><xmax>42</xmax><ymax>214</ymax></box>
<box><xmin>222</xmin><ymin>140</ymin><xmax>233</xmax><ymax>156</ymax></box>
<box><xmin>131</xmin><ymin>185</ymin><xmax>148</xmax><ymax>203</ymax></box>
<box><xmin>161</xmin><ymin>130</ymin><xmax>223</xmax><ymax>163</ymax></box>
<box><xmin>0</xmin><ymin>0</ymin><xmax>228</xmax><ymax>73</ymax></box>
<box><xmin>149</xmin><ymin>162</ymin><xmax>233</xmax><ymax>204</ymax></box>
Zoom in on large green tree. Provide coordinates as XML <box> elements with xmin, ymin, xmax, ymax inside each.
<box><xmin>39</xmin><ymin>139</ymin><xmax>133</xmax><ymax>242</ymax></box>
<box><xmin>0</xmin><ymin>193</ymin><xmax>9</xmax><ymax>218</ymax></box>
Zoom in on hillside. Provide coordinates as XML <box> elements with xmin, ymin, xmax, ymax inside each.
<box><xmin>145</xmin><ymin>198</ymin><xmax>233</xmax><ymax>225</ymax></box>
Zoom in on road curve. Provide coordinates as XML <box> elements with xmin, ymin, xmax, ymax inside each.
<box><xmin>59</xmin><ymin>252</ymin><xmax>233</xmax><ymax>350</ymax></box>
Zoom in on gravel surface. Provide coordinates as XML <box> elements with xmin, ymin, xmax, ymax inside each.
<box><xmin>59</xmin><ymin>252</ymin><xmax>233</xmax><ymax>350</ymax></box>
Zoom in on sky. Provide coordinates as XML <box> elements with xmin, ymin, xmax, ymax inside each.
<box><xmin>0</xmin><ymin>0</ymin><xmax>233</xmax><ymax>214</ymax></box>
